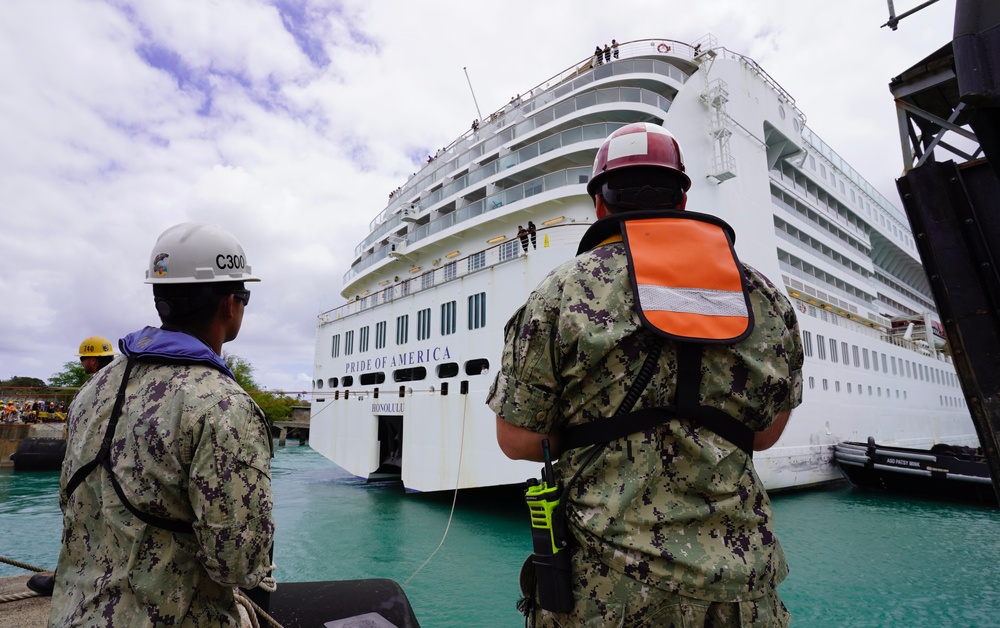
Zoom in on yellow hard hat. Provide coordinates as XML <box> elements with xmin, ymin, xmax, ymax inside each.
<box><xmin>78</xmin><ymin>336</ymin><xmax>116</xmax><ymax>357</ymax></box>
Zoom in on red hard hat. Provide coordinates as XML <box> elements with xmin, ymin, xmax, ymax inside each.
<box><xmin>586</xmin><ymin>123</ymin><xmax>691</xmax><ymax>199</ymax></box>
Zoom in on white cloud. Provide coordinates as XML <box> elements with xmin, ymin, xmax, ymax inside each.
<box><xmin>0</xmin><ymin>0</ymin><xmax>959</xmax><ymax>393</ymax></box>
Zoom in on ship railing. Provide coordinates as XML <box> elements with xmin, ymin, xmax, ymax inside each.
<box><xmin>358</xmin><ymin>39</ymin><xmax>696</xmax><ymax>243</ymax></box>
<box><xmin>352</xmin><ymin>82</ymin><xmax>675</xmax><ymax>262</ymax></box>
<box><xmin>778</xmin><ymin>258</ymin><xmax>874</xmax><ymax>315</ymax></box>
<box><xmin>354</xmin><ymin>81</ymin><xmax>677</xmax><ymax>259</ymax></box>
<box><xmin>322</xmin><ymin>222</ymin><xmax>585</xmax><ymax>324</ymax></box>
<box><xmin>800</xmin><ymin>126</ymin><xmax>911</xmax><ymax>229</ymax></box>
<box><xmin>880</xmin><ymin>333</ymin><xmax>951</xmax><ymax>362</ymax></box>
<box><xmin>872</xmin><ymin>271</ymin><xmax>939</xmax><ymax>316</ymax></box>
<box><xmin>345</xmin><ymin>165</ymin><xmax>591</xmax><ymax>283</ymax></box>
<box><xmin>770</xmin><ymin>168</ymin><xmax>872</xmax><ymax>244</ymax></box>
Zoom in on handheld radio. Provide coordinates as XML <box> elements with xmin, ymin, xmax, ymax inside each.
<box><xmin>523</xmin><ymin>439</ymin><xmax>573</xmax><ymax>612</ymax></box>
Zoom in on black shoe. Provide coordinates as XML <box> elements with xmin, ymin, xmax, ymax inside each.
<box><xmin>26</xmin><ymin>573</ymin><xmax>54</xmax><ymax>596</ymax></box>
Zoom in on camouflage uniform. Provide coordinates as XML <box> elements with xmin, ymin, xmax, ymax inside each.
<box><xmin>50</xmin><ymin>327</ymin><xmax>274</xmax><ymax>627</ymax></box>
<box><xmin>488</xmin><ymin>239</ymin><xmax>803</xmax><ymax>627</ymax></box>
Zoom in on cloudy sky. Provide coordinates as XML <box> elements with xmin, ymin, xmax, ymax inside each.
<box><xmin>0</xmin><ymin>0</ymin><xmax>956</xmax><ymax>394</ymax></box>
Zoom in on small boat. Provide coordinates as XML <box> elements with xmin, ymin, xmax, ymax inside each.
<box><xmin>833</xmin><ymin>437</ymin><xmax>997</xmax><ymax>506</ymax></box>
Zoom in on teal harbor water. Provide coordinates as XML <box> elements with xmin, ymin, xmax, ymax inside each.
<box><xmin>3</xmin><ymin>443</ymin><xmax>1000</xmax><ymax>627</ymax></box>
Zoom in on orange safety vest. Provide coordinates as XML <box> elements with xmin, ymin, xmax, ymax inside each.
<box><xmin>578</xmin><ymin>209</ymin><xmax>754</xmax><ymax>343</ymax></box>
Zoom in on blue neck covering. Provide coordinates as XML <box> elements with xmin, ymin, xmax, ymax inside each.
<box><xmin>119</xmin><ymin>326</ymin><xmax>235</xmax><ymax>380</ymax></box>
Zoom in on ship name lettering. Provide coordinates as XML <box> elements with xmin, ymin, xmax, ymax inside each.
<box><xmin>344</xmin><ymin>358</ymin><xmax>374</xmax><ymax>374</ymax></box>
<box><xmin>371</xmin><ymin>402</ymin><xmax>404</xmax><ymax>413</ymax></box>
<box><xmin>388</xmin><ymin>345</ymin><xmax>451</xmax><ymax>367</ymax></box>
<box><xmin>885</xmin><ymin>457</ymin><xmax>920</xmax><ymax>468</ymax></box>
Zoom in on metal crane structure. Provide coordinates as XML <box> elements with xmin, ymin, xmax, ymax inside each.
<box><xmin>889</xmin><ymin>0</ymin><xmax>1000</xmax><ymax>502</ymax></box>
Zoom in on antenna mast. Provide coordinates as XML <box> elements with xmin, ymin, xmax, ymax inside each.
<box><xmin>463</xmin><ymin>67</ymin><xmax>483</xmax><ymax>122</ymax></box>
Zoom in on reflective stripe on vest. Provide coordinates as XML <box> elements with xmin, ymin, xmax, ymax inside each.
<box><xmin>622</xmin><ymin>216</ymin><xmax>752</xmax><ymax>342</ymax></box>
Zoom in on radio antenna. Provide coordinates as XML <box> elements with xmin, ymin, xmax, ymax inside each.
<box><xmin>463</xmin><ymin>67</ymin><xmax>483</xmax><ymax>123</ymax></box>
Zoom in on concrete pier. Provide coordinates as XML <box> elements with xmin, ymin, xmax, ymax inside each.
<box><xmin>0</xmin><ymin>574</ymin><xmax>50</xmax><ymax>627</ymax></box>
<box><xmin>274</xmin><ymin>406</ymin><xmax>310</xmax><ymax>447</ymax></box>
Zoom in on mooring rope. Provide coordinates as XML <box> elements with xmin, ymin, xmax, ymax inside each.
<box><xmin>403</xmin><ymin>391</ymin><xmax>471</xmax><ymax>587</ymax></box>
<box><xmin>0</xmin><ymin>556</ymin><xmax>47</xmax><ymax>605</ymax></box>
<box><xmin>0</xmin><ymin>556</ymin><xmax>46</xmax><ymax>573</ymax></box>
<box><xmin>233</xmin><ymin>589</ymin><xmax>283</xmax><ymax>628</ymax></box>
<box><xmin>0</xmin><ymin>591</ymin><xmax>41</xmax><ymax>604</ymax></box>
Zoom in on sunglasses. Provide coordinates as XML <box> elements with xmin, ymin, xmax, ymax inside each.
<box><xmin>231</xmin><ymin>290</ymin><xmax>251</xmax><ymax>306</ymax></box>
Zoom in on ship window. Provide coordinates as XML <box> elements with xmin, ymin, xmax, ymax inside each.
<box><xmin>878</xmin><ymin>387</ymin><xmax>882</xmax><ymax>397</ymax></box>
<box><xmin>857</xmin><ymin>383</ymin><xmax>862</xmax><ymax>395</ymax></box>
<box><xmin>417</xmin><ymin>308</ymin><xmax>431</xmax><ymax>341</ymax></box>
<box><xmin>809</xmin><ymin>155</ymin><xmax>816</xmax><ymax>169</ymax></box>
<box><xmin>820</xmin><ymin>164</ymin><xmax>827</xmax><ymax>177</ymax></box>
<box><xmin>421</xmin><ymin>271</ymin><xmax>434</xmax><ymax>290</ymax></box>
<box><xmin>342</xmin><ymin>376</ymin><xmax>354</xmax><ymax>387</ymax></box>
<box><xmin>905</xmin><ymin>361</ymin><xmax>912</xmax><ymax>378</ymax></box>
<box><xmin>345</xmin><ymin>330</ymin><xmax>354</xmax><ymax>356</ymax></box>
<box><xmin>868</xmin><ymin>385</ymin><xmax>872</xmax><ymax>395</ymax></box>
<box><xmin>468</xmin><ymin>251</ymin><xmax>485</xmax><ymax>272</ymax></box>
<box><xmin>835</xmin><ymin>381</ymin><xmax>840</xmax><ymax>393</ymax></box>
<box><xmin>441</xmin><ymin>301</ymin><xmax>457</xmax><ymax>335</ymax></box>
<box><xmin>465</xmin><ymin>359</ymin><xmax>490</xmax><ymax>376</ymax></box>
<box><xmin>443</xmin><ymin>261</ymin><xmax>457</xmax><ymax>281</ymax></box>
<box><xmin>862</xmin><ymin>348</ymin><xmax>870</xmax><ymax>369</ymax></box>
<box><xmin>468</xmin><ymin>292</ymin><xmax>487</xmax><ymax>330</ymax></box>
<box><xmin>882</xmin><ymin>354</ymin><xmax>888</xmax><ymax>373</ymax></box>
<box><xmin>871</xmin><ymin>350</ymin><xmax>879</xmax><ymax>372</ymax></box>
<box><xmin>396</xmin><ymin>315</ymin><xmax>409</xmax><ymax>345</ymax></box>
<box><xmin>841</xmin><ymin>342</ymin><xmax>849</xmax><ymax>365</ymax></box>
<box><xmin>316</xmin><ymin>379</ymin><xmax>323</xmax><ymax>389</ymax></box>
<box><xmin>360</xmin><ymin>372</ymin><xmax>385</xmax><ymax>385</ymax></box>
<box><xmin>808</xmin><ymin>376</ymin><xmax>815</xmax><ymax>389</ymax></box>
<box><xmin>394</xmin><ymin>367</ymin><xmax>426</xmax><ymax>382</ymax></box>
<box><xmin>822</xmin><ymin>379</ymin><xmax>828</xmax><ymax>391</ymax></box>
<box><xmin>500</xmin><ymin>240</ymin><xmax>520</xmax><ymax>261</ymax></box>
<box><xmin>852</xmin><ymin>345</ymin><xmax>860</xmax><ymax>367</ymax></box>
<box><xmin>375</xmin><ymin>321</ymin><xmax>387</xmax><ymax>350</ymax></box>
<box><xmin>802</xmin><ymin>330</ymin><xmax>812</xmax><ymax>357</ymax></box>
<box><xmin>331</xmin><ymin>334</ymin><xmax>341</xmax><ymax>358</ymax></box>
<box><xmin>847</xmin><ymin>382</ymin><xmax>852</xmax><ymax>393</ymax></box>
<box><xmin>359</xmin><ymin>326</ymin><xmax>370</xmax><ymax>353</ymax></box>
<box><xmin>816</xmin><ymin>335</ymin><xmax>826</xmax><ymax>360</ymax></box>
<box><xmin>328</xmin><ymin>377</ymin><xmax>338</xmax><ymax>388</ymax></box>
<box><xmin>891</xmin><ymin>356</ymin><xmax>897</xmax><ymax>375</ymax></box>
<box><xmin>829</xmin><ymin>338</ymin><xmax>837</xmax><ymax>363</ymax></box>
<box><xmin>437</xmin><ymin>362</ymin><xmax>459</xmax><ymax>378</ymax></box>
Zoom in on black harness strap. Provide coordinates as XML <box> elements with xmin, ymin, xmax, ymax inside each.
<box><xmin>65</xmin><ymin>356</ymin><xmax>136</xmax><ymax>499</ymax></box>
<box><xmin>561</xmin><ymin>342</ymin><xmax>754</xmax><ymax>456</ymax></box>
<box><xmin>65</xmin><ymin>355</ymin><xmax>195</xmax><ymax>535</ymax></box>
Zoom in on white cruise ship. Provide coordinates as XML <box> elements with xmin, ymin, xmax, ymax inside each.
<box><xmin>309</xmin><ymin>37</ymin><xmax>977</xmax><ymax>493</ymax></box>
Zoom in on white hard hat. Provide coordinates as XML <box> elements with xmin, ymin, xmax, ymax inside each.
<box><xmin>145</xmin><ymin>222</ymin><xmax>260</xmax><ymax>284</ymax></box>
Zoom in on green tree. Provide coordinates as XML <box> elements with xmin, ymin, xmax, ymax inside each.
<box><xmin>223</xmin><ymin>353</ymin><xmax>300</xmax><ymax>423</ymax></box>
<box><xmin>1</xmin><ymin>375</ymin><xmax>46</xmax><ymax>389</ymax></box>
<box><xmin>225</xmin><ymin>353</ymin><xmax>259</xmax><ymax>392</ymax></box>
<box><xmin>48</xmin><ymin>361</ymin><xmax>89</xmax><ymax>389</ymax></box>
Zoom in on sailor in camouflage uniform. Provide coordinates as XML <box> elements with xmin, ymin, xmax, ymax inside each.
<box><xmin>50</xmin><ymin>223</ymin><xmax>274</xmax><ymax>627</ymax></box>
<box><xmin>488</xmin><ymin>124</ymin><xmax>804</xmax><ymax>627</ymax></box>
